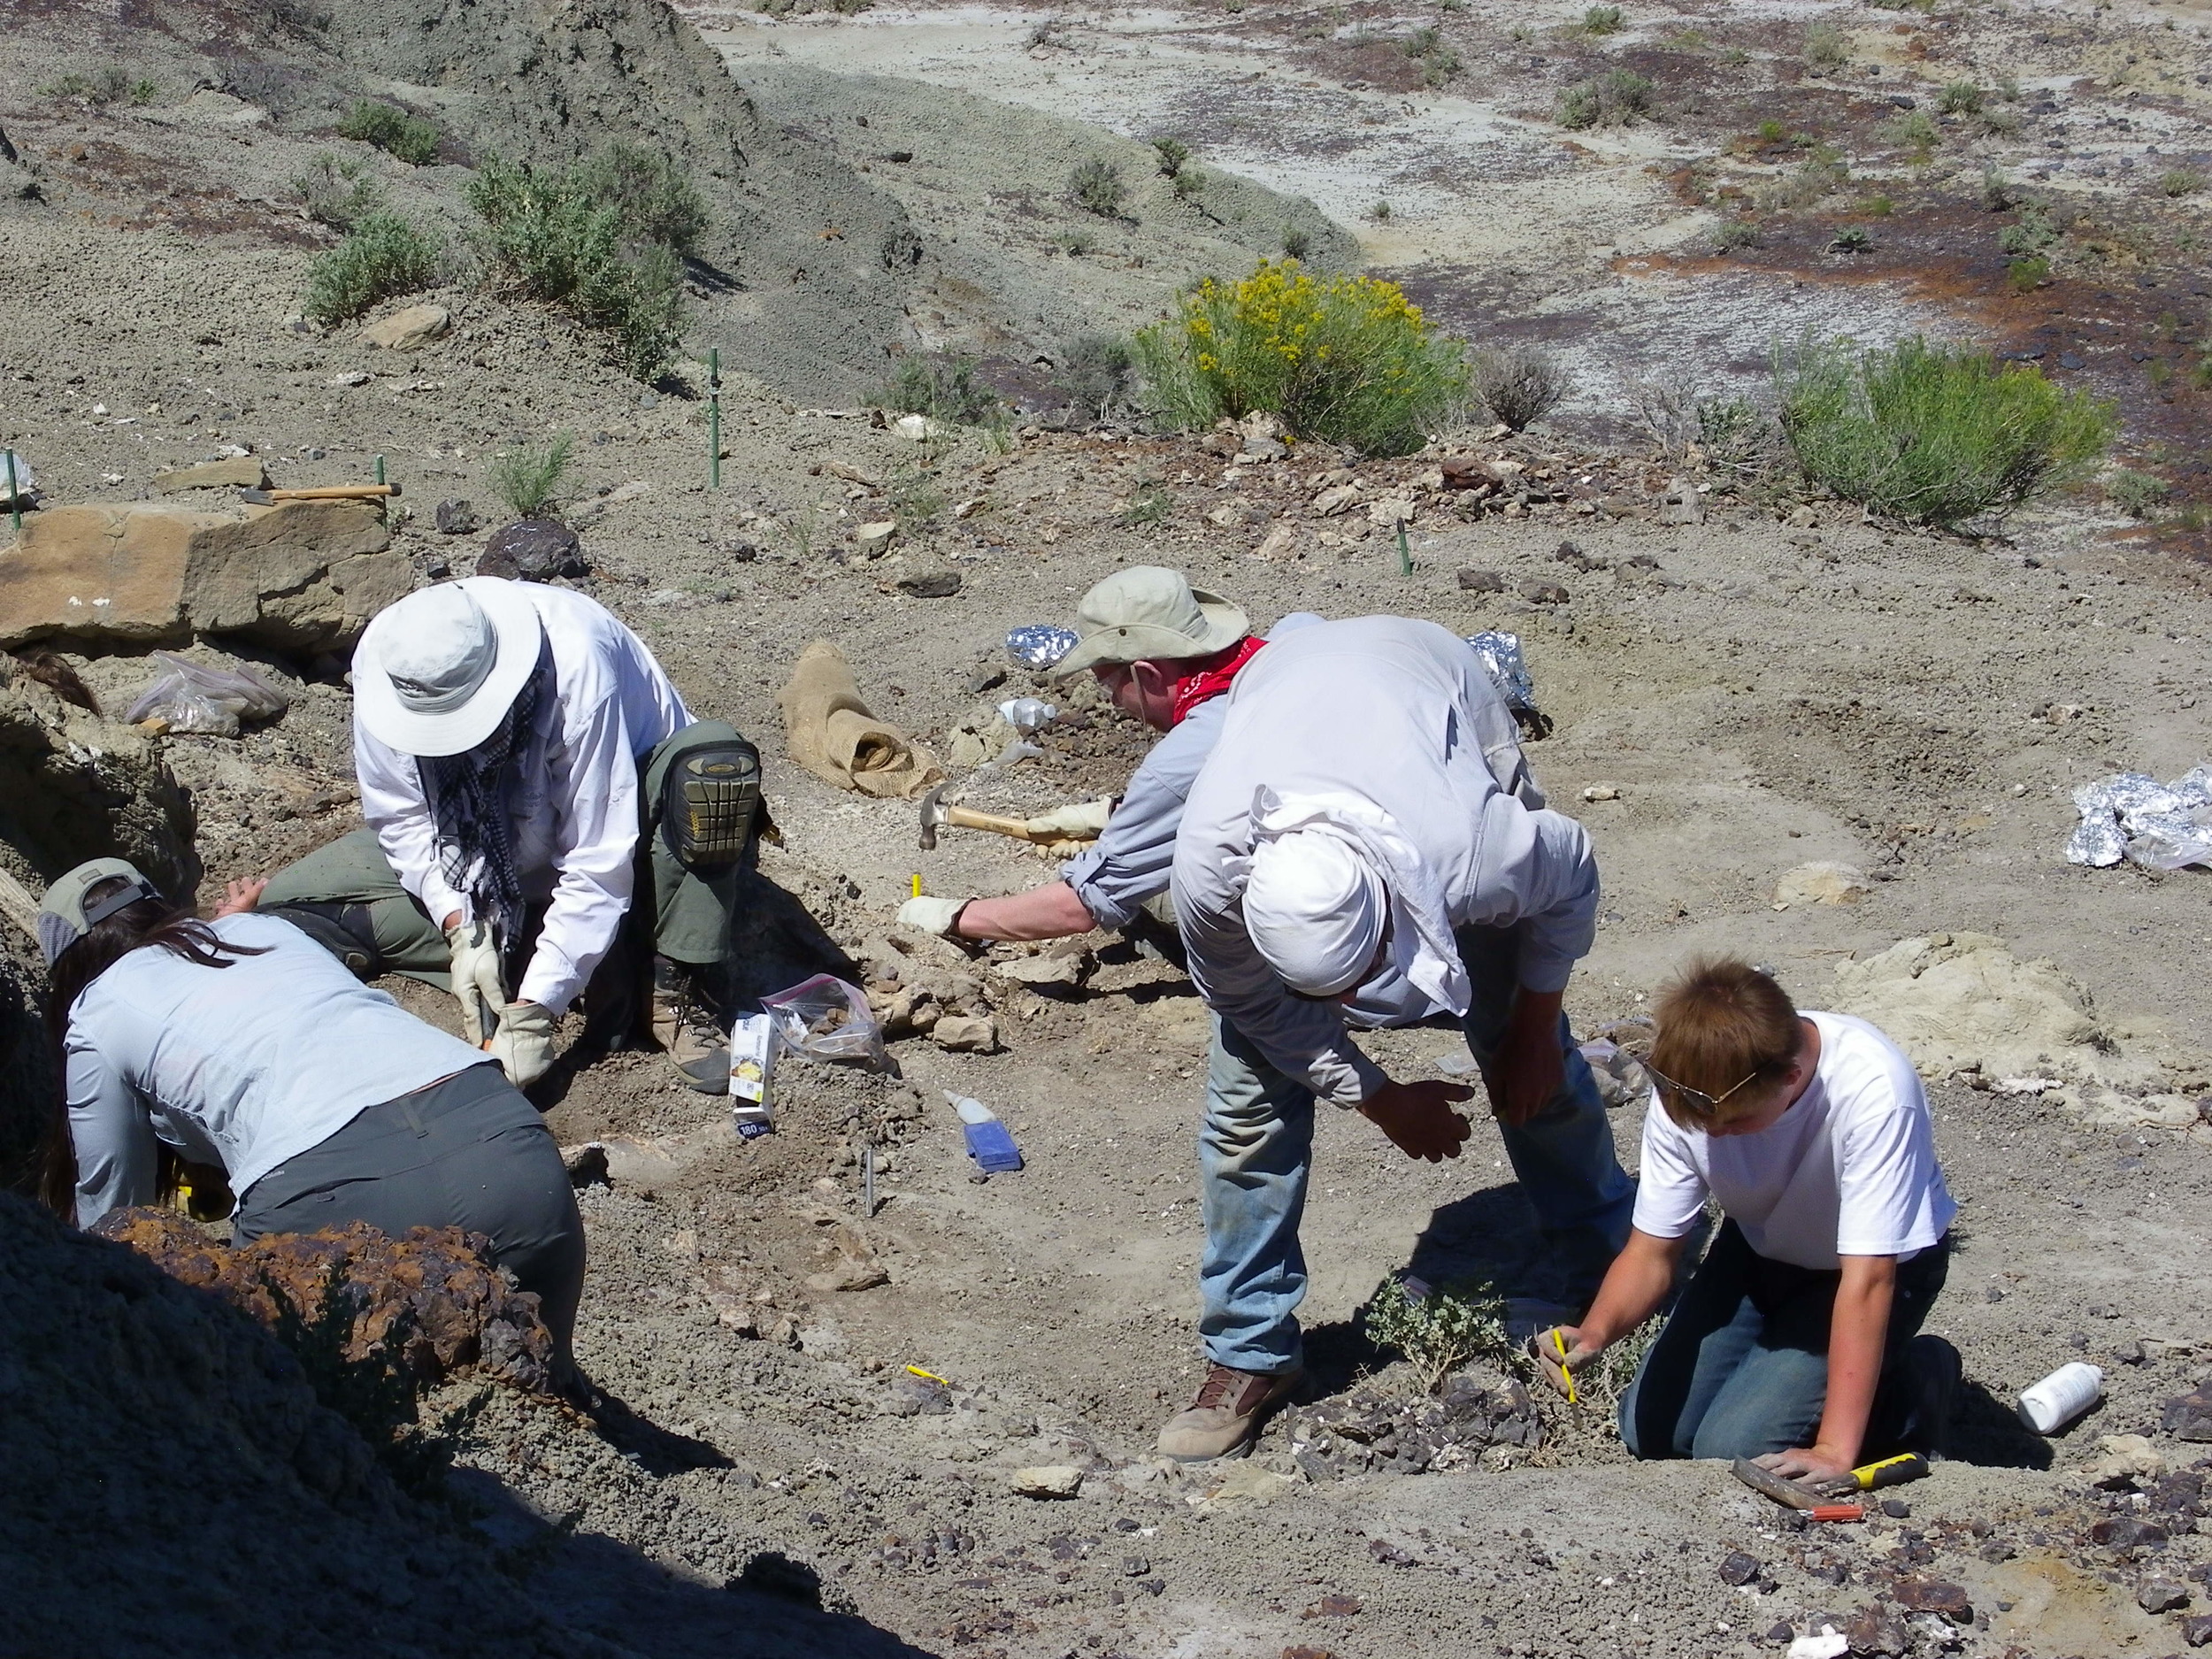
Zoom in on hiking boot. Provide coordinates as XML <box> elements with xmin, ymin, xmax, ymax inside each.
<box><xmin>651</xmin><ymin>959</ymin><xmax>729</xmax><ymax>1094</ymax></box>
<box><xmin>1156</xmin><ymin>1363</ymin><xmax>1303</xmax><ymax>1463</ymax></box>
<box><xmin>1903</xmin><ymin>1333</ymin><xmax>1962</xmax><ymax>1460</ymax></box>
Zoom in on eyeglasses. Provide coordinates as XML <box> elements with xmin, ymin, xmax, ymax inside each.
<box><xmin>1644</xmin><ymin>1060</ymin><xmax>1764</xmax><ymax>1117</ymax></box>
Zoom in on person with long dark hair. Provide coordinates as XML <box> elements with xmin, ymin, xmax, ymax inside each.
<box><xmin>38</xmin><ymin>857</ymin><xmax>587</xmax><ymax>1366</ymax></box>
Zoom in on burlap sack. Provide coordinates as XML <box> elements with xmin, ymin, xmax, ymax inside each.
<box><xmin>778</xmin><ymin>640</ymin><xmax>942</xmax><ymax>800</ymax></box>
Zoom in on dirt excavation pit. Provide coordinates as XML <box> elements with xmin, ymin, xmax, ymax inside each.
<box><xmin>4</xmin><ymin>0</ymin><xmax>2212</xmax><ymax>1655</ymax></box>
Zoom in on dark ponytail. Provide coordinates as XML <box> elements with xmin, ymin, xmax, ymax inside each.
<box><xmin>39</xmin><ymin>878</ymin><xmax>269</xmax><ymax>1217</ymax></box>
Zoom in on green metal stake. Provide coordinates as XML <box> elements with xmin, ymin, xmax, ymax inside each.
<box><xmin>373</xmin><ymin>454</ymin><xmax>387</xmax><ymax>488</ymax></box>
<box><xmin>708</xmin><ymin>348</ymin><xmax>722</xmax><ymax>490</ymax></box>
<box><xmin>1395</xmin><ymin>519</ymin><xmax>1412</xmax><ymax>576</ymax></box>
<box><xmin>5</xmin><ymin>450</ymin><xmax>19</xmax><ymax>542</ymax></box>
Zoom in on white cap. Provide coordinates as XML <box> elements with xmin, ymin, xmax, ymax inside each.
<box><xmin>350</xmin><ymin>578</ymin><xmax>543</xmax><ymax>757</ymax></box>
<box><xmin>1244</xmin><ymin>831</ymin><xmax>1386</xmax><ymax>996</ymax></box>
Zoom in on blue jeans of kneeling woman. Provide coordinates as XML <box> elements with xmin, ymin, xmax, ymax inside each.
<box><xmin>1619</xmin><ymin>1219</ymin><xmax>1951</xmax><ymax>1460</ymax></box>
<box><xmin>1198</xmin><ymin>924</ymin><xmax>1636</xmax><ymax>1377</ymax></box>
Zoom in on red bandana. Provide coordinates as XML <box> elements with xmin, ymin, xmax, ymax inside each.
<box><xmin>1168</xmin><ymin>636</ymin><xmax>1267</xmax><ymax>727</ymax></box>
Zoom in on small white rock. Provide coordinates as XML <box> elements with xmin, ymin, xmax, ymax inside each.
<box><xmin>1010</xmin><ymin>1465</ymin><xmax>1082</xmax><ymax>1499</ymax></box>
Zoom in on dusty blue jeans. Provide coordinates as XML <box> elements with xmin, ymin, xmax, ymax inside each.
<box><xmin>1618</xmin><ymin>1220</ymin><xmax>1952</xmax><ymax>1461</ymax></box>
<box><xmin>1196</xmin><ymin>926</ymin><xmax>1635</xmax><ymax>1375</ymax></box>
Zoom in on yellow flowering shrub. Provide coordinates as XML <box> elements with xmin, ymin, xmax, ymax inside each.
<box><xmin>1132</xmin><ymin>259</ymin><xmax>1467</xmax><ymax>456</ymax></box>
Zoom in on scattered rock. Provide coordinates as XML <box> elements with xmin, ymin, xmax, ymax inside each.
<box><xmin>434</xmin><ymin>499</ymin><xmax>480</xmax><ymax>535</ymax></box>
<box><xmin>0</xmin><ymin>499</ymin><xmax>406</xmax><ymax>653</ymax></box>
<box><xmin>1842</xmin><ymin>1603</ymin><xmax>1909</xmax><ymax>1656</ymax></box>
<box><xmin>932</xmin><ymin>1012</ymin><xmax>999</xmax><ymax>1054</ymax></box>
<box><xmin>1366</xmin><ymin>498</ymin><xmax>1417</xmax><ymax>528</ymax></box>
<box><xmin>1517</xmin><ymin>580</ymin><xmax>1570</xmax><ymax>605</ymax></box>
<box><xmin>1010</xmin><ymin>1465</ymin><xmax>1082</xmax><ymax>1499</ymax></box>
<box><xmin>1789</xmin><ymin>1627</ymin><xmax>1849</xmax><ymax>1659</ymax></box>
<box><xmin>2086</xmin><ymin>1432</ymin><xmax>2169</xmax><ymax>1486</ymax></box>
<box><xmin>995</xmin><ymin>947</ymin><xmax>1090</xmax><ymax>991</ymax></box>
<box><xmin>1301</xmin><ymin>1594</ymin><xmax>1362</xmax><ymax>1617</ymax></box>
<box><xmin>1717</xmin><ymin>1550</ymin><xmax>1763</xmax><ymax>1586</ymax></box>
<box><xmin>151</xmin><ymin>457</ymin><xmax>267</xmax><ymax>494</ymax></box>
<box><xmin>1659</xmin><ymin>477</ymin><xmax>1706</xmax><ymax>525</ymax></box>
<box><xmin>1253</xmin><ymin>522</ymin><xmax>1300</xmax><ymax>561</ymax></box>
<box><xmin>1879</xmin><ymin>1499</ymin><xmax>1910</xmax><ymax>1519</ymax></box>
<box><xmin>2140</xmin><ymin>1579</ymin><xmax>2191</xmax><ymax>1614</ymax></box>
<box><xmin>2090</xmin><ymin>1515</ymin><xmax>2168</xmax><ymax>1549</ymax></box>
<box><xmin>896</xmin><ymin>569</ymin><xmax>963</xmax><ymax>599</ymax></box>
<box><xmin>361</xmin><ymin>304</ymin><xmax>451</xmax><ymax>351</ymax></box>
<box><xmin>1200</xmin><ymin>1462</ymin><xmax>1294</xmax><ymax>1509</ymax></box>
<box><xmin>1440</xmin><ymin>457</ymin><xmax>1503</xmax><ymax>492</ymax></box>
<box><xmin>2163</xmin><ymin>1388</ymin><xmax>2212</xmax><ymax>1441</ymax></box>
<box><xmin>2183</xmin><ymin>1613</ymin><xmax>2212</xmax><ymax>1647</ymax></box>
<box><xmin>1774</xmin><ymin>862</ymin><xmax>1873</xmax><ymax>907</ymax></box>
<box><xmin>559</xmin><ymin>1142</ymin><xmax>610</xmax><ymax>1187</ymax></box>
<box><xmin>1581</xmin><ymin>783</ymin><xmax>1620</xmax><ymax>803</ymax></box>
<box><xmin>892</xmin><ymin>413</ymin><xmax>941</xmax><ymax>442</ymax></box>
<box><xmin>478</xmin><ymin>519</ymin><xmax>586</xmax><ymax>581</ymax></box>
<box><xmin>1457</xmin><ymin>568</ymin><xmax>1504</xmax><ymax>592</ymax></box>
<box><xmin>1310</xmin><ymin>484</ymin><xmax>1362</xmax><ymax>518</ymax></box>
<box><xmin>1893</xmin><ymin>1578</ymin><xmax>1972</xmax><ymax>1624</ymax></box>
<box><xmin>1206</xmin><ymin>504</ymin><xmax>1248</xmax><ymax>527</ymax></box>
<box><xmin>854</xmin><ymin>520</ymin><xmax>900</xmax><ymax>555</ymax></box>
<box><xmin>1787</xmin><ymin>505</ymin><xmax>1820</xmax><ymax>528</ymax></box>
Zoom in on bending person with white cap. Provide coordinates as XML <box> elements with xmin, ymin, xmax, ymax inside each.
<box><xmin>896</xmin><ymin>565</ymin><xmax>1317</xmax><ymax>952</ymax></box>
<box><xmin>257</xmin><ymin>577</ymin><xmax>765</xmax><ymax>1092</ymax></box>
<box><xmin>1157</xmin><ymin>614</ymin><xmax>1634</xmax><ymax>1461</ymax></box>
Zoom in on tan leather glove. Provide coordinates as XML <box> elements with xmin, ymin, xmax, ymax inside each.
<box><xmin>446</xmin><ymin>918</ymin><xmax>507</xmax><ymax>1045</ymax></box>
<box><xmin>1023</xmin><ymin>798</ymin><xmax>1115</xmax><ymax>840</ymax></box>
<box><xmin>488</xmin><ymin>1001</ymin><xmax>558</xmax><ymax>1087</ymax></box>
<box><xmin>896</xmin><ymin>895</ymin><xmax>969</xmax><ymax>938</ymax></box>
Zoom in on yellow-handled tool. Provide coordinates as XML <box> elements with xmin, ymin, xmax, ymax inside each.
<box><xmin>1820</xmin><ymin>1451</ymin><xmax>1928</xmax><ymax>1494</ymax></box>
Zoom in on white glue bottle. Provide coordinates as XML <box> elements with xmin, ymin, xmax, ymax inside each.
<box><xmin>2016</xmin><ymin>1362</ymin><xmax>2102</xmax><ymax>1433</ymax></box>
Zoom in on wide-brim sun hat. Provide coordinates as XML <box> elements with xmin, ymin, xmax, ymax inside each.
<box><xmin>1051</xmin><ymin>565</ymin><xmax>1248</xmax><ymax>678</ymax></box>
<box><xmin>351</xmin><ymin>577</ymin><xmax>543</xmax><ymax>757</ymax></box>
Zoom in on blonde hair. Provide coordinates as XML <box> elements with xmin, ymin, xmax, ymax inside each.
<box><xmin>1647</xmin><ymin>958</ymin><xmax>1802</xmax><ymax>1131</ymax></box>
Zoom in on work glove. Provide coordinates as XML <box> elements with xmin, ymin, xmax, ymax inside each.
<box><xmin>1023</xmin><ymin>798</ymin><xmax>1115</xmax><ymax>840</ymax></box>
<box><xmin>897</xmin><ymin>895</ymin><xmax>970</xmax><ymax>939</ymax></box>
<box><xmin>489</xmin><ymin>1000</ymin><xmax>559</xmax><ymax>1087</ymax></box>
<box><xmin>446</xmin><ymin>918</ymin><xmax>507</xmax><ymax>1045</ymax></box>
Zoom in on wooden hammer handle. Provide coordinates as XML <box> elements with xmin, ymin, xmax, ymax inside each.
<box><xmin>944</xmin><ymin>805</ymin><xmax>1054</xmax><ymax>844</ymax></box>
<box><xmin>267</xmin><ymin>484</ymin><xmax>400</xmax><ymax>499</ymax></box>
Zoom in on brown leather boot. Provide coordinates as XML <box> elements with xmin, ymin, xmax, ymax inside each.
<box><xmin>1155</xmin><ymin>1363</ymin><xmax>1303</xmax><ymax>1463</ymax></box>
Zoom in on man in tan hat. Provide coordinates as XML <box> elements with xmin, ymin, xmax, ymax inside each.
<box><xmin>256</xmin><ymin>577</ymin><xmax>765</xmax><ymax>1092</ymax></box>
<box><xmin>897</xmin><ymin>565</ymin><xmax>1315</xmax><ymax>948</ymax></box>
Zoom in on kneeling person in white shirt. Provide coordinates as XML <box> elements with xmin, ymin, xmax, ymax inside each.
<box><xmin>1539</xmin><ymin>960</ymin><xmax>1960</xmax><ymax>1479</ymax></box>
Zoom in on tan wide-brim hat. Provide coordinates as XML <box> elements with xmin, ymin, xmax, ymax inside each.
<box><xmin>352</xmin><ymin>576</ymin><xmax>544</xmax><ymax>757</ymax></box>
<box><xmin>1051</xmin><ymin>565</ymin><xmax>1249</xmax><ymax>678</ymax></box>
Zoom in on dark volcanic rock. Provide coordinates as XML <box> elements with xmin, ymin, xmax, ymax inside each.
<box><xmin>434</xmin><ymin>498</ymin><xmax>479</xmax><ymax>534</ymax></box>
<box><xmin>478</xmin><ymin>518</ymin><xmax>587</xmax><ymax>580</ymax></box>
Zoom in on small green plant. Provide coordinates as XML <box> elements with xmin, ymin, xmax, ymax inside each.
<box><xmin>1830</xmin><ymin>225</ymin><xmax>1873</xmax><ymax>253</ymax></box>
<box><xmin>887</xmin><ymin>465</ymin><xmax>945</xmax><ymax>533</ymax></box>
<box><xmin>1936</xmin><ymin>81</ymin><xmax>1985</xmax><ymax>115</ymax></box>
<box><xmin>1997</xmin><ymin>201</ymin><xmax>2059</xmax><ymax>257</ymax></box>
<box><xmin>1056</xmin><ymin>227</ymin><xmax>1097</xmax><ymax>256</ymax></box>
<box><xmin>1803</xmin><ymin>21</ymin><xmax>1847</xmax><ymax>69</ymax></box>
<box><xmin>1757</xmin><ymin>149</ymin><xmax>1849</xmax><ymax>212</ymax></box>
<box><xmin>2107</xmin><ymin>470</ymin><xmax>2169</xmax><ymax>518</ymax></box>
<box><xmin>46</xmin><ymin>66</ymin><xmax>157</xmax><ymax>105</ymax></box>
<box><xmin>1775</xmin><ymin>334</ymin><xmax>2118</xmax><ymax>528</ymax></box>
<box><xmin>1980</xmin><ymin>167</ymin><xmax>2024</xmax><ymax>212</ymax></box>
<box><xmin>1281</xmin><ymin>224</ymin><xmax>1312</xmax><ymax>260</ymax></box>
<box><xmin>1068</xmin><ymin>157</ymin><xmax>1126</xmax><ymax>218</ymax></box>
<box><xmin>2007</xmin><ymin>255</ymin><xmax>2050</xmax><ymax>292</ymax></box>
<box><xmin>302</xmin><ymin>211</ymin><xmax>442</xmax><ymax>324</ymax></box>
<box><xmin>1470</xmin><ymin>343</ymin><xmax>1564</xmax><ymax>430</ymax></box>
<box><xmin>2159</xmin><ymin>169</ymin><xmax>2203</xmax><ymax>198</ymax></box>
<box><xmin>1132</xmin><ymin>259</ymin><xmax>1467</xmax><ymax>457</ymax></box>
<box><xmin>291</xmin><ymin>152</ymin><xmax>382</xmax><ymax>231</ymax></box>
<box><xmin>1054</xmin><ymin>332</ymin><xmax>1134</xmax><ymax>419</ymax></box>
<box><xmin>877</xmin><ymin>353</ymin><xmax>1002</xmax><ymax>426</ymax></box>
<box><xmin>1401</xmin><ymin>26</ymin><xmax>1461</xmax><ymax>85</ymax></box>
<box><xmin>1720</xmin><ymin>45</ymin><xmax>1750</xmax><ymax>66</ymax></box>
<box><xmin>1115</xmin><ymin>480</ymin><xmax>1175</xmax><ymax>529</ymax></box>
<box><xmin>1879</xmin><ymin>109</ymin><xmax>1939</xmax><ymax>157</ymax></box>
<box><xmin>1559</xmin><ymin>69</ymin><xmax>1655</xmax><ymax>130</ymax></box>
<box><xmin>1171</xmin><ymin>167</ymin><xmax>1206</xmax><ymax>201</ymax></box>
<box><xmin>1361</xmin><ymin>1274</ymin><xmax>1514</xmax><ymax>1395</ymax></box>
<box><xmin>1151</xmin><ymin>135</ymin><xmax>1191</xmax><ymax>176</ymax></box>
<box><xmin>1755</xmin><ymin>118</ymin><xmax>1787</xmax><ymax>144</ymax></box>
<box><xmin>1712</xmin><ymin>217</ymin><xmax>1763</xmax><ymax>255</ymax></box>
<box><xmin>337</xmin><ymin>99</ymin><xmax>440</xmax><ymax>165</ymax></box>
<box><xmin>1580</xmin><ymin>4</ymin><xmax>1624</xmax><ymax>35</ymax></box>
<box><xmin>1861</xmin><ymin>194</ymin><xmax>1894</xmax><ymax>216</ymax></box>
<box><xmin>1366</xmin><ymin>198</ymin><xmax>1393</xmax><ymax>222</ymax></box>
<box><xmin>490</xmin><ymin>433</ymin><xmax>576</xmax><ymax>521</ymax></box>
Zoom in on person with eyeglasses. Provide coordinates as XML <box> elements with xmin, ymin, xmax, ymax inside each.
<box><xmin>1534</xmin><ymin>959</ymin><xmax>1961</xmax><ymax>1481</ymax></box>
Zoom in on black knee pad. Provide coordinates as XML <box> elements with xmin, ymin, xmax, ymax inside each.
<box><xmin>661</xmin><ymin>736</ymin><xmax>763</xmax><ymax>871</ymax></box>
<box><xmin>263</xmin><ymin>902</ymin><xmax>383</xmax><ymax>979</ymax></box>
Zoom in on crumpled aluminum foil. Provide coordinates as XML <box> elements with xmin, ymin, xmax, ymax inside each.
<box><xmin>2066</xmin><ymin>764</ymin><xmax>2212</xmax><ymax>871</ymax></box>
<box><xmin>1465</xmin><ymin>630</ymin><xmax>1538</xmax><ymax>715</ymax></box>
<box><xmin>1005</xmin><ymin>625</ymin><xmax>1079</xmax><ymax>670</ymax></box>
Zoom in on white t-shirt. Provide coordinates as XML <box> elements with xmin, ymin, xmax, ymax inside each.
<box><xmin>1631</xmin><ymin>1010</ymin><xmax>1957</xmax><ymax>1271</ymax></box>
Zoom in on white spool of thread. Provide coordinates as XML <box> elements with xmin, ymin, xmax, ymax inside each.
<box><xmin>2016</xmin><ymin>1362</ymin><xmax>2103</xmax><ymax>1433</ymax></box>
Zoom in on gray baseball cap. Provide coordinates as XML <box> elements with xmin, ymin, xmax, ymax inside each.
<box><xmin>37</xmin><ymin>857</ymin><xmax>163</xmax><ymax>965</ymax></box>
<box><xmin>1051</xmin><ymin>565</ymin><xmax>1249</xmax><ymax>678</ymax></box>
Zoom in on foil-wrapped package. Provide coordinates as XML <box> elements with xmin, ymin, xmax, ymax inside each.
<box><xmin>1006</xmin><ymin>625</ymin><xmax>1079</xmax><ymax>670</ymax></box>
<box><xmin>1465</xmin><ymin>630</ymin><xmax>1537</xmax><ymax>715</ymax></box>
<box><xmin>2066</xmin><ymin>764</ymin><xmax>2212</xmax><ymax>871</ymax></box>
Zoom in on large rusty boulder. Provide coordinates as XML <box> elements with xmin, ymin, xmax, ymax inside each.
<box><xmin>0</xmin><ymin>497</ymin><xmax>412</xmax><ymax>653</ymax></box>
<box><xmin>93</xmin><ymin>1208</ymin><xmax>560</xmax><ymax>1398</ymax></box>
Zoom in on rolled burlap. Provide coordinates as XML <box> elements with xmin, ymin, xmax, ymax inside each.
<box><xmin>777</xmin><ymin>640</ymin><xmax>941</xmax><ymax>800</ymax></box>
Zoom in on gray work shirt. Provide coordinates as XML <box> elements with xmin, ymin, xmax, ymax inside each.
<box><xmin>62</xmin><ymin>913</ymin><xmax>492</xmax><ymax>1227</ymax></box>
<box><xmin>1060</xmin><ymin>613</ymin><xmax>1324</xmax><ymax>932</ymax></box>
<box><xmin>1173</xmin><ymin>616</ymin><xmax>1600</xmax><ymax>1109</ymax></box>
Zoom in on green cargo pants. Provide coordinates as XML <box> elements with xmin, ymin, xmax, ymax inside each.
<box><xmin>259</xmin><ymin>720</ymin><xmax>752</xmax><ymax>989</ymax></box>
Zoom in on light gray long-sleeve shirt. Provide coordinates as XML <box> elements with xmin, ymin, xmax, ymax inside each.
<box><xmin>63</xmin><ymin>913</ymin><xmax>493</xmax><ymax>1228</ymax></box>
<box><xmin>1172</xmin><ymin>615</ymin><xmax>1600</xmax><ymax>1108</ymax></box>
<box><xmin>1060</xmin><ymin>613</ymin><xmax>1325</xmax><ymax>931</ymax></box>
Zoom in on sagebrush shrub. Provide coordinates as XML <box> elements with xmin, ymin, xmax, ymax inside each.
<box><xmin>1804</xmin><ymin>21</ymin><xmax>1847</xmax><ymax>69</ymax></box>
<box><xmin>1560</xmin><ymin>69</ymin><xmax>1654</xmax><ymax>129</ymax></box>
<box><xmin>1055</xmin><ymin>333</ymin><xmax>1135</xmax><ymax>419</ymax></box>
<box><xmin>292</xmin><ymin>152</ymin><xmax>382</xmax><ymax>231</ymax></box>
<box><xmin>303</xmin><ymin>211</ymin><xmax>442</xmax><ymax>324</ymax></box>
<box><xmin>1776</xmin><ymin>334</ymin><xmax>2116</xmax><ymax>528</ymax></box>
<box><xmin>491</xmin><ymin>433</ymin><xmax>575</xmax><ymax>521</ymax></box>
<box><xmin>2106</xmin><ymin>470</ymin><xmax>2169</xmax><ymax>518</ymax></box>
<box><xmin>877</xmin><ymin>354</ymin><xmax>1002</xmax><ymax>426</ymax></box>
<box><xmin>1068</xmin><ymin>157</ymin><xmax>1125</xmax><ymax>218</ymax></box>
<box><xmin>1471</xmin><ymin>344</ymin><xmax>1563</xmax><ymax>430</ymax></box>
<box><xmin>338</xmin><ymin>100</ymin><xmax>440</xmax><ymax>165</ymax></box>
<box><xmin>1132</xmin><ymin>259</ymin><xmax>1467</xmax><ymax>457</ymax></box>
